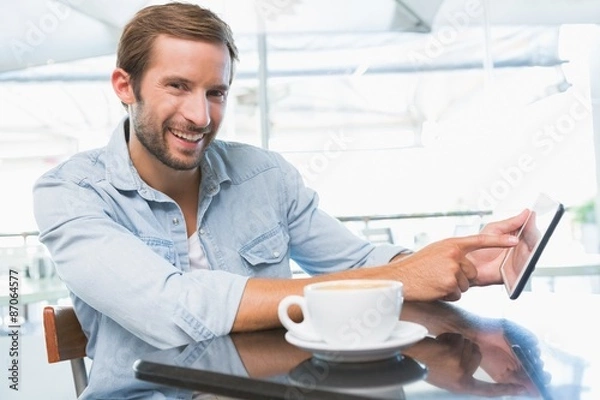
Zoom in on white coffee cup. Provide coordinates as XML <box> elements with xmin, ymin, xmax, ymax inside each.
<box><xmin>278</xmin><ymin>279</ymin><xmax>403</xmax><ymax>347</ymax></box>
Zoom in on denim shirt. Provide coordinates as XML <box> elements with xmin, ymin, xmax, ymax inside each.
<box><xmin>33</xmin><ymin>118</ymin><xmax>407</xmax><ymax>399</ymax></box>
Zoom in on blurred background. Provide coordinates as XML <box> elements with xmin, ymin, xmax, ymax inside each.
<box><xmin>2</xmin><ymin>0</ymin><xmax>600</xmax><ymax>396</ymax></box>
<box><xmin>1</xmin><ymin>0</ymin><xmax>600</xmax><ymax>243</ymax></box>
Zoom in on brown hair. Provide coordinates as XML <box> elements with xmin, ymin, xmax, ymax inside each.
<box><xmin>116</xmin><ymin>2</ymin><xmax>239</xmax><ymax>101</ymax></box>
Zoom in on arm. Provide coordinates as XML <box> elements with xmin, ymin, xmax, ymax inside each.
<box><xmin>232</xmin><ymin>231</ymin><xmax>520</xmax><ymax>332</ymax></box>
<box><xmin>232</xmin><ymin>158</ymin><xmax>527</xmax><ymax>331</ymax></box>
<box><xmin>33</xmin><ymin>170</ymin><xmax>248</xmax><ymax>348</ymax></box>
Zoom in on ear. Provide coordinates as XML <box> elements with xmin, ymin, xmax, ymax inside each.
<box><xmin>111</xmin><ymin>68</ymin><xmax>136</xmax><ymax>105</ymax></box>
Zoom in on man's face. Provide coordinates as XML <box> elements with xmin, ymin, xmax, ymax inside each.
<box><xmin>128</xmin><ymin>35</ymin><xmax>231</xmax><ymax>171</ymax></box>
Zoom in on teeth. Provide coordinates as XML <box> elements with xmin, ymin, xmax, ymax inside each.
<box><xmin>170</xmin><ymin>128</ymin><xmax>205</xmax><ymax>142</ymax></box>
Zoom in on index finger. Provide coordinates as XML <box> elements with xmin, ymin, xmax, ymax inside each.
<box><xmin>451</xmin><ymin>233</ymin><xmax>519</xmax><ymax>253</ymax></box>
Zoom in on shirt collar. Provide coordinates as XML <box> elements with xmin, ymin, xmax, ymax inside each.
<box><xmin>105</xmin><ymin>116</ymin><xmax>141</xmax><ymax>192</ymax></box>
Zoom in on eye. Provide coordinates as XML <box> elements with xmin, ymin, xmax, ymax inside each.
<box><xmin>208</xmin><ymin>89</ymin><xmax>227</xmax><ymax>100</ymax></box>
<box><xmin>167</xmin><ymin>81</ymin><xmax>188</xmax><ymax>91</ymax></box>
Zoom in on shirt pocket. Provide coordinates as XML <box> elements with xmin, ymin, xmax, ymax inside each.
<box><xmin>139</xmin><ymin>236</ymin><xmax>176</xmax><ymax>264</ymax></box>
<box><xmin>238</xmin><ymin>223</ymin><xmax>289</xmax><ymax>267</ymax></box>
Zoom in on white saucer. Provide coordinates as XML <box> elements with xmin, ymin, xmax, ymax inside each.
<box><xmin>284</xmin><ymin>321</ymin><xmax>428</xmax><ymax>362</ymax></box>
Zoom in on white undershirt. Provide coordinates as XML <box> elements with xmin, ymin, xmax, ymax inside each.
<box><xmin>188</xmin><ymin>231</ymin><xmax>210</xmax><ymax>270</ymax></box>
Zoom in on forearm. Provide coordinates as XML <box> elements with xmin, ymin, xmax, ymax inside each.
<box><xmin>232</xmin><ymin>266</ymin><xmax>393</xmax><ymax>332</ymax></box>
<box><xmin>231</xmin><ymin>330</ymin><xmax>310</xmax><ymax>377</ymax></box>
<box><xmin>233</xmin><ymin>249</ymin><xmax>457</xmax><ymax>332</ymax></box>
<box><xmin>401</xmin><ymin>301</ymin><xmax>475</xmax><ymax>336</ymax></box>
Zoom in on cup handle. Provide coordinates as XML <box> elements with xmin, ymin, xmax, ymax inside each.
<box><xmin>277</xmin><ymin>295</ymin><xmax>321</xmax><ymax>342</ymax></box>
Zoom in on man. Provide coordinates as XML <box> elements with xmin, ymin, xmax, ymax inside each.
<box><xmin>33</xmin><ymin>3</ymin><xmax>526</xmax><ymax>398</ymax></box>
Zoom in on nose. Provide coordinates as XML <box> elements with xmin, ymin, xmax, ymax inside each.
<box><xmin>181</xmin><ymin>92</ymin><xmax>211</xmax><ymax>128</ymax></box>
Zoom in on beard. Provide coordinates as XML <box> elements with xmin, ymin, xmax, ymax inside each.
<box><xmin>130</xmin><ymin>101</ymin><xmax>212</xmax><ymax>171</ymax></box>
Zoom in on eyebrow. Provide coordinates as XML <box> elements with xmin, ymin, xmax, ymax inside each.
<box><xmin>208</xmin><ymin>83</ymin><xmax>230</xmax><ymax>92</ymax></box>
<box><xmin>161</xmin><ymin>75</ymin><xmax>230</xmax><ymax>91</ymax></box>
<box><xmin>160</xmin><ymin>75</ymin><xmax>191</xmax><ymax>85</ymax></box>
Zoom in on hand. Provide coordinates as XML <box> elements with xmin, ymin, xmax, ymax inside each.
<box><xmin>404</xmin><ymin>333</ymin><xmax>531</xmax><ymax>397</ymax></box>
<box><xmin>390</xmin><ymin>233</ymin><xmax>518</xmax><ymax>301</ymax></box>
<box><xmin>476</xmin><ymin>324</ymin><xmax>539</xmax><ymax>392</ymax></box>
<box><xmin>466</xmin><ymin>210</ymin><xmax>529</xmax><ymax>286</ymax></box>
<box><xmin>401</xmin><ymin>301</ymin><xmax>543</xmax><ymax>398</ymax></box>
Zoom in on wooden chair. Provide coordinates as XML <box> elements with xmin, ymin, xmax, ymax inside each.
<box><xmin>43</xmin><ymin>305</ymin><xmax>89</xmax><ymax>397</ymax></box>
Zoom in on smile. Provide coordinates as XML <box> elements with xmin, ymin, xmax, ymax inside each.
<box><xmin>169</xmin><ymin>128</ymin><xmax>206</xmax><ymax>143</ymax></box>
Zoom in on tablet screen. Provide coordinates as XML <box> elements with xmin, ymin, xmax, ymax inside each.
<box><xmin>500</xmin><ymin>194</ymin><xmax>564</xmax><ymax>299</ymax></box>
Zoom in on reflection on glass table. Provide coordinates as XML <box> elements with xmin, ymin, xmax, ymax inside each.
<box><xmin>133</xmin><ymin>292</ymin><xmax>600</xmax><ymax>399</ymax></box>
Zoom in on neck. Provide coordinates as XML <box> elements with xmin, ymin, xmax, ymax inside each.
<box><xmin>148</xmin><ymin>166</ymin><xmax>201</xmax><ymax>201</ymax></box>
<box><xmin>131</xmin><ymin>150</ymin><xmax>201</xmax><ymax>200</ymax></box>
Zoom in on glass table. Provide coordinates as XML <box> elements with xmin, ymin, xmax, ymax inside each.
<box><xmin>133</xmin><ymin>288</ymin><xmax>600</xmax><ymax>399</ymax></box>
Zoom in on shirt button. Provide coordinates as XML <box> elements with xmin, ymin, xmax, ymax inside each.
<box><xmin>199</xmin><ymin>229</ymin><xmax>205</xmax><ymax>235</ymax></box>
<box><xmin>172</xmin><ymin>218</ymin><xmax>180</xmax><ymax>225</ymax></box>
<box><xmin>273</xmin><ymin>251</ymin><xmax>280</xmax><ymax>257</ymax></box>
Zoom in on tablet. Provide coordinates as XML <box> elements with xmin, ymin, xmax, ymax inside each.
<box><xmin>499</xmin><ymin>193</ymin><xmax>564</xmax><ymax>300</ymax></box>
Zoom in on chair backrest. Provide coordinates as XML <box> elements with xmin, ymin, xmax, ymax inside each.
<box><xmin>43</xmin><ymin>305</ymin><xmax>89</xmax><ymax>397</ymax></box>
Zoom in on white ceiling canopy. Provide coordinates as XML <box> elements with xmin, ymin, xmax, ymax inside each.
<box><xmin>3</xmin><ymin>0</ymin><xmax>599</xmax><ymax>76</ymax></box>
<box><xmin>0</xmin><ymin>0</ymin><xmax>148</xmax><ymax>73</ymax></box>
<box><xmin>0</xmin><ymin>0</ymin><xmax>445</xmax><ymax>75</ymax></box>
